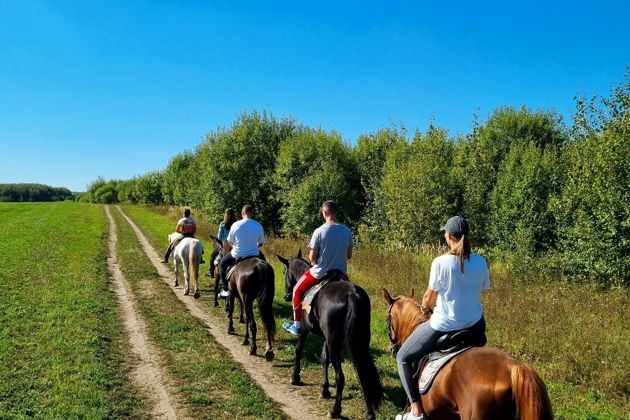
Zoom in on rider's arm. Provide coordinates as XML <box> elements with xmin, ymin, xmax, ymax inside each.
<box><xmin>257</xmin><ymin>242</ymin><xmax>264</xmax><ymax>248</ymax></box>
<box><xmin>421</xmin><ymin>287</ymin><xmax>438</xmax><ymax>311</ymax></box>
<box><xmin>309</xmin><ymin>249</ymin><xmax>318</xmax><ymax>266</ymax></box>
<box><xmin>347</xmin><ymin>248</ymin><xmax>353</xmax><ymax>260</ymax></box>
<box><xmin>175</xmin><ymin>223</ymin><xmax>183</xmax><ymax>233</ymax></box>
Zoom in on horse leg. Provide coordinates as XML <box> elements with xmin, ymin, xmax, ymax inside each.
<box><xmin>183</xmin><ymin>261</ymin><xmax>190</xmax><ymax>296</ymax></box>
<box><xmin>328</xmin><ymin>341</ymin><xmax>345</xmax><ymax>418</ymax></box>
<box><xmin>227</xmin><ymin>294</ymin><xmax>235</xmax><ymax>334</ymax></box>
<box><xmin>246</xmin><ymin>300</ymin><xmax>257</xmax><ymax>356</ymax></box>
<box><xmin>193</xmin><ymin>258</ymin><xmax>201</xmax><ymax>299</ymax></box>
<box><xmin>238</xmin><ymin>297</ymin><xmax>245</xmax><ymax>324</ymax></box>
<box><xmin>242</xmin><ymin>296</ymin><xmax>251</xmax><ymax>347</ymax></box>
<box><xmin>320</xmin><ymin>342</ymin><xmax>331</xmax><ymax>399</ymax></box>
<box><xmin>291</xmin><ymin>330</ymin><xmax>309</xmax><ymax>385</ymax></box>
<box><xmin>213</xmin><ymin>274</ymin><xmax>220</xmax><ymax>307</ymax></box>
<box><xmin>173</xmin><ymin>259</ymin><xmax>179</xmax><ymax>287</ymax></box>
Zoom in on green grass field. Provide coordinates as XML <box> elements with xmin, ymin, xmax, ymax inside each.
<box><xmin>0</xmin><ymin>202</ymin><xmax>145</xmax><ymax>419</ymax></box>
<box><xmin>122</xmin><ymin>204</ymin><xmax>629</xmax><ymax>420</ymax></box>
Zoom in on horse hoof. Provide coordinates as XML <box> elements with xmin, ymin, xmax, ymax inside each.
<box><xmin>264</xmin><ymin>350</ymin><xmax>274</xmax><ymax>362</ymax></box>
<box><xmin>327</xmin><ymin>409</ymin><xmax>341</xmax><ymax>418</ymax></box>
<box><xmin>242</xmin><ymin>339</ymin><xmax>249</xmax><ymax>346</ymax></box>
<box><xmin>363</xmin><ymin>413</ymin><xmax>375</xmax><ymax>420</ymax></box>
<box><xmin>194</xmin><ymin>291</ymin><xmax>200</xmax><ymax>299</ymax></box>
<box><xmin>214</xmin><ymin>302</ymin><xmax>219</xmax><ymax>307</ymax></box>
<box><xmin>321</xmin><ymin>389</ymin><xmax>331</xmax><ymax>399</ymax></box>
<box><xmin>291</xmin><ymin>377</ymin><xmax>301</xmax><ymax>386</ymax></box>
<box><xmin>184</xmin><ymin>291</ymin><xmax>189</xmax><ymax>296</ymax></box>
<box><xmin>239</xmin><ymin>318</ymin><xmax>245</xmax><ymax>324</ymax></box>
<box><xmin>249</xmin><ymin>348</ymin><xmax>257</xmax><ymax>356</ymax></box>
<box><xmin>174</xmin><ymin>282</ymin><xmax>178</xmax><ymax>287</ymax></box>
<box><xmin>228</xmin><ymin>327</ymin><xmax>235</xmax><ymax>334</ymax></box>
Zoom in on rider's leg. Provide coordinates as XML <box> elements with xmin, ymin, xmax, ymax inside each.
<box><xmin>161</xmin><ymin>243</ymin><xmax>173</xmax><ymax>263</ymax></box>
<box><xmin>292</xmin><ymin>270</ymin><xmax>319</xmax><ymax>323</ymax></box>
<box><xmin>257</xmin><ymin>250</ymin><xmax>266</xmax><ymax>261</ymax></box>
<box><xmin>396</xmin><ymin>322</ymin><xmax>444</xmax><ymax>416</ymax></box>
<box><xmin>219</xmin><ymin>253</ymin><xmax>235</xmax><ymax>291</ymax></box>
<box><xmin>208</xmin><ymin>248</ymin><xmax>219</xmax><ymax>277</ymax></box>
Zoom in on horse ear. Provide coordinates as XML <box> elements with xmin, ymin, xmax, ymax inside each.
<box><xmin>383</xmin><ymin>288</ymin><xmax>395</xmax><ymax>305</ymax></box>
<box><xmin>297</xmin><ymin>249</ymin><xmax>302</xmax><ymax>259</ymax></box>
<box><xmin>408</xmin><ymin>288</ymin><xmax>415</xmax><ymax>298</ymax></box>
<box><xmin>277</xmin><ymin>255</ymin><xmax>289</xmax><ymax>266</ymax></box>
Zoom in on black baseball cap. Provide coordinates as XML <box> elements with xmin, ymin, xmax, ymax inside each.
<box><xmin>440</xmin><ymin>216</ymin><xmax>469</xmax><ymax>237</ymax></box>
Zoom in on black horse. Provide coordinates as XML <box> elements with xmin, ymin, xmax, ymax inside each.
<box><xmin>277</xmin><ymin>250</ymin><xmax>383</xmax><ymax>420</ymax></box>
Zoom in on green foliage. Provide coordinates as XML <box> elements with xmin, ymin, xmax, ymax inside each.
<box><xmin>489</xmin><ymin>140</ymin><xmax>563</xmax><ymax>257</ymax></box>
<box><xmin>274</xmin><ymin>128</ymin><xmax>362</xmax><ymax>236</ymax></box>
<box><xmin>459</xmin><ymin>106</ymin><xmax>567</xmax><ymax>244</ymax></box>
<box><xmin>0</xmin><ymin>183</ymin><xmax>73</xmax><ymax>202</ymax></box>
<box><xmin>553</xmin><ymin>77</ymin><xmax>630</xmax><ymax>286</ymax></box>
<box><xmin>199</xmin><ymin>111</ymin><xmax>297</xmax><ymax>232</ymax></box>
<box><xmin>354</xmin><ymin>127</ymin><xmax>406</xmax><ymax>241</ymax></box>
<box><xmin>380</xmin><ymin>127</ymin><xmax>458</xmax><ymax>246</ymax></box>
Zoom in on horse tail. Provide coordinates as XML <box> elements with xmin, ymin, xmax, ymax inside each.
<box><xmin>511</xmin><ymin>363</ymin><xmax>553</xmax><ymax>420</ymax></box>
<box><xmin>345</xmin><ymin>286</ymin><xmax>383</xmax><ymax>412</ymax></box>
<box><xmin>256</xmin><ymin>261</ymin><xmax>276</xmax><ymax>338</ymax></box>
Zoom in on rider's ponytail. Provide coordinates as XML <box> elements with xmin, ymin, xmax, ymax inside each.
<box><xmin>450</xmin><ymin>234</ymin><xmax>471</xmax><ymax>273</ymax></box>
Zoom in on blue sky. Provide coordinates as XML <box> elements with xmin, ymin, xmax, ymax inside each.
<box><xmin>1</xmin><ymin>1</ymin><xmax>628</xmax><ymax>192</ymax></box>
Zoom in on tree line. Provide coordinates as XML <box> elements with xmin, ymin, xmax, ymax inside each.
<box><xmin>0</xmin><ymin>183</ymin><xmax>73</xmax><ymax>202</ymax></box>
<box><xmin>82</xmin><ymin>74</ymin><xmax>629</xmax><ymax>287</ymax></box>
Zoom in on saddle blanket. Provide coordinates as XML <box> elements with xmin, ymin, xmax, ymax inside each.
<box><xmin>302</xmin><ymin>279</ymin><xmax>334</xmax><ymax>314</ymax></box>
<box><xmin>418</xmin><ymin>347</ymin><xmax>471</xmax><ymax>394</ymax></box>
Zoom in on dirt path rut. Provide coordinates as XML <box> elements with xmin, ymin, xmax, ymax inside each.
<box><xmin>105</xmin><ymin>206</ymin><xmax>189</xmax><ymax>420</ymax></box>
<box><xmin>115</xmin><ymin>206</ymin><xmax>326</xmax><ymax>420</ymax></box>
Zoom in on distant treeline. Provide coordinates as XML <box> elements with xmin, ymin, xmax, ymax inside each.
<box><xmin>0</xmin><ymin>183</ymin><xmax>73</xmax><ymax>202</ymax></box>
<box><xmin>82</xmin><ymin>74</ymin><xmax>629</xmax><ymax>287</ymax></box>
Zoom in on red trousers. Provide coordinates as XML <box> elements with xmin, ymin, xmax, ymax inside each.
<box><xmin>292</xmin><ymin>269</ymin><xmax>319</xmax><ymax>322</ymax></box>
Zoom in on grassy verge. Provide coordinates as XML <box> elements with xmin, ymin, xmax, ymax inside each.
<box><xmin>110</xmin><ymin>207</ymin><xmax>286</xmax><ymax>419</ymax></box>
<box><xmin>0</xmin><ymin>202</ymin><xmax>145</xmax><ymax>419</ymax></box>
<box><xmin>122</xmin><ymin>204</ymin><xmax>629</xmax><ymax>420</ymax></box>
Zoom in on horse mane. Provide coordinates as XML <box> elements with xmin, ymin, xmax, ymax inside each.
<box><xmin>395</xmin><ymin>296</ymin><xmax>430</xmax><ymax>345</ymax></box>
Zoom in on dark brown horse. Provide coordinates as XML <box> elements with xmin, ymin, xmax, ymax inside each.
<box><xmin>278</xmin><ymin>251</ymin><xmax>383</xmax><ymax>420</ymax></box>
<box><xmin>221</xmin><ymin>243</ymin><xmax>276</xmax><ymax>362</ymax></box>
<box><xmin>384</xmin><ymin>289</ymin><xmax>553</xmax><ymax>420</ymax></box>
<box><xmin>209</xmin><ymin>236</ymin><xmax>244</xmax><ymax>322</ymax></box>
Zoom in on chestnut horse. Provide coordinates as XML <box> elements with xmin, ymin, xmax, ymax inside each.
<box><xmin>384</xmin><ymin>289</ymin><xmax>553</xmax><ymax>420</ymax></box>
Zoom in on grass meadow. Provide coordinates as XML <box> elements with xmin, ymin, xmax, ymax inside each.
<box><xmin>123</xmin><ymin>204</ymin><xmax>629</xmax><ymax>420</ymax></box>
<box><xmin>0</xmin><ymin>202</ymin><xmax>145</xmax><ymax>418</ymax></box>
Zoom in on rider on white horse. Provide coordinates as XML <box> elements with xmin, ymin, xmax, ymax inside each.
<box><xmin>161</xmin><ymin>209</ymin><xmax>203</xmax><ymax>263</ymax></box>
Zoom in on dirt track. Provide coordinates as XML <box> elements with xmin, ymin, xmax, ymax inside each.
<box><xmin>115</xmin><ymin>205</ymin><xmax>326</xmax><ymax>420</ymax></box>
<box><xmin>105</xmin><ymin>206</ymin><xmax>188</xmax><ymax>419</ymax></box>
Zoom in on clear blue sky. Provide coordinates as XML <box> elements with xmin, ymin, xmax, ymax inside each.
<box><xmin>1</xmin><ymin>1</ymin><xmax>628</xmax><ymax>192</ymax></box>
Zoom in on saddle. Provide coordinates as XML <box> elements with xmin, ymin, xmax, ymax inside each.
<box><xmin>302</xmin><ymin>270</ymin><xmax>348</xmax><ymax>314</ymax></box>
<box><xmin>225</xmin><ymin>255</ymin><xmax>260</xmax><ymax>281</ymax></box>
<box><xmin>413</xmin><ymin>328</ymin><xmax>487</xmax><ymax>394</ymax></box>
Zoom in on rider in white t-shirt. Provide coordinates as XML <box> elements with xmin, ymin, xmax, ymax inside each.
<box><xmin>395</xmin><ymin>216</ymin><xmax>490</xmax><ymax>420</ymax></box>
<box><xmin>217</xmin><ymin>204</ymin><xmax>265</xmax><ymax>298</ymax></box>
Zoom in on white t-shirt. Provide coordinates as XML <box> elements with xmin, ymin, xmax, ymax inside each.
<box><xmin>308</xmin><ymin>223</ymin><xmax>354</xmax><ymax>279</ymax></box>
<box><xmin>428</xmin><ymin>253</ymin><xmax>490</xmax><ymax>332</ymax></box>
<box><xmin>227</xmin><ymin>218</ymin><xmax>265</xmax><ymax>258</ymax></box>
<box><xmin>178</xmin><ymin>217</ymin><xmax>195</xmax><ymax>224</ymax></box>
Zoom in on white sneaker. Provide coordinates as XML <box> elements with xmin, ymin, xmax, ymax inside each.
<box><xmin>218</xmin><ymin>289</ymin><xmax>231</xmax><ymax>298</ymax></box>
<box><xmin>394</xmin><ymin>412</ymin><xmax>426</xmax><ymax>420</ymax></box>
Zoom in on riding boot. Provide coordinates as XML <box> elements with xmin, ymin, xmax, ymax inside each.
<box><xmin>161</xmin><ymin>244</ymin><xmax>173</xmax><ymax>263</ymax></box>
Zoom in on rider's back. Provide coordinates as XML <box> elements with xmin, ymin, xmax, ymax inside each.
<box><xmin>228</xmin><ymin>218</ymin><xmax>264</xmax><ymax>258</ymax></box>
<box><xmin>309</xmin><ymin>223</ymin><xmax>353</xmax><ymax>279</ymax></box>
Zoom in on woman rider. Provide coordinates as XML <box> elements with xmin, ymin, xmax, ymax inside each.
<box><xmin>395</xmin><ymin>216</ymin><xmax>490</xmax><ymax>420</ymax></box>
<box><xmin>207</xmin><ymin>208</ymin><xmax>235</xmax><ymax>278</ymax></box>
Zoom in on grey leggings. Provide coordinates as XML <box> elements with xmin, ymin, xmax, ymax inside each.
<box><xmin>396</xmin><ymin>316</ymin><xmax>486</xmax><ymax>403</ymax></box>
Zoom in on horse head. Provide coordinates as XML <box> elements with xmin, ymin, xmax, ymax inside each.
<box><xmin>383</xmin><ymin>288</ymin><xmax>430</xmax><ymax>357</ymax></box>
<box><xmin>277</xmin><ymin>250</ymin><xmax>309</xmax><ymax>302</ymax></box>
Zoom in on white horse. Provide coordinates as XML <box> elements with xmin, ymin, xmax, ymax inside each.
<box><xmin>168</xmin><ymin>232</ymin><xmax>203</xmax><ymax>299</ymax></box>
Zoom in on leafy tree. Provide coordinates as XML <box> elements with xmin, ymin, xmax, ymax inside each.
<box><xmin>274</xmin><ymin>128</ymin><xmax>362</xmax><ymax>236</ymax></box>
<box><xmin>380</xmin><ymin>127</ymin><xmax>457</xmax><ymax>246</ymax></box>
